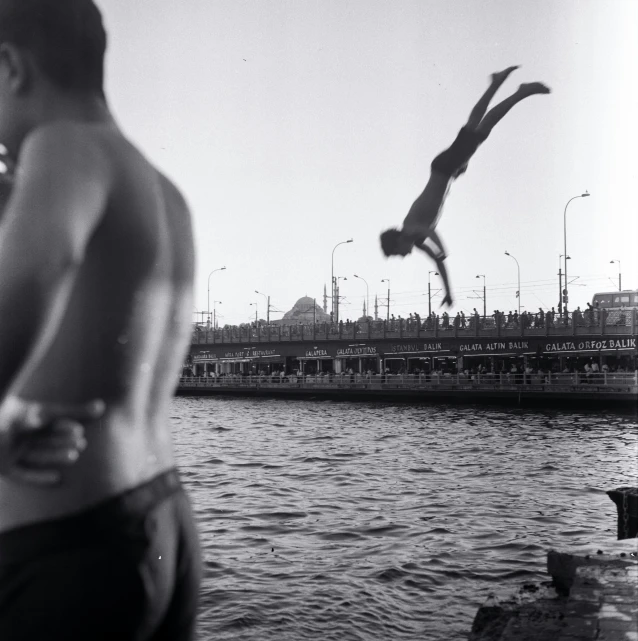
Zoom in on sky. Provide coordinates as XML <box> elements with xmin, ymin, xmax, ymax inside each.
<box><xmin>97</xmin><ymin>0</ymin><xmax>637</xmax><ymax>326</ymax></box>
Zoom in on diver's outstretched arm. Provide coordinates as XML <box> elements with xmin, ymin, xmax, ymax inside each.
<box><xmin>415</xmin><ymin>240</ymin><xmax>453</xmax><ymax>308</ymax></box>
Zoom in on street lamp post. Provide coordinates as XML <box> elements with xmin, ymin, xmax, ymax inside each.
<box><xmin>207</xmin><ymin>266</ymin><xmax>226</xmax><ymax>320</ymax></box>
<box><xmin>381</xmin><ymin>278</ymin><xmax>391</xmax><ymax>321</ymax></box>
<box><xmin>331</xmin><ymin>239</ymin><xmax>353</xmax><ymax>320</ymax></box>
<box><xmin>558</xmin><ymin>255</ymin><xmax>570</xmax><ymax>317</ymax></box>
<box><xmin>504</xmin><ymin>251</ymin><xmax>521</xmax><ymax>316</ymax></box>
<box><xmin>610</xmin><ymin>260</ymin><xmax>622</xmax><ymax>291</ymax></box>
<box><xmin>255</xmin><ymin>290</ymin><xmax>270</xmax><ymax>324</ymax></box>
<box><xmin>563</xmin><ymin>192</ymin><xmax>590</xmax><ymax>314</ymax></box>
<box><xmin>353</xmin><ymin>274</ymin><xmax>369</xmax><ymax>318</ymax></box>
<box><xmin>213</xmin><ymin>301</ymin><xmax>222</xmax><ymax>329</ymax></box>
<box><xmin>475</xmin><ymin>274</ymin><xmax>486</xmax><ymax>317</ymax></box>
<box><xmin>428</xmin><ymin>271</ymin><xmax>439</xmax><ymax>317</ymax></box>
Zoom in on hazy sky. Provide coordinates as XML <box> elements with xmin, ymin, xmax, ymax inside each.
<box><xmin>97</xmin><ymin>0</ymin><xmax>637</xmax><ymax>325</ymax></box>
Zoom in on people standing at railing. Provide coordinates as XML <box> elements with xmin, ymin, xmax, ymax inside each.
<box><xmin>536</xmin><ymin>308</ymin><xmax>545</xmax><ymax>328</ymax></box>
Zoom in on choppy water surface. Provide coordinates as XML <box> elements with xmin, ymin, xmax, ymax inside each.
<box><xmin>170</xmin><ymin>397</ymin><xmax>638</xmax><ymax>641</ymax></box>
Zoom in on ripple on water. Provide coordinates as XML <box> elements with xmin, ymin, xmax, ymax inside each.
<box><xmin>170</xmin><ymin>397</ymin><xmax>637</xmax><ymax>641</ymax></box>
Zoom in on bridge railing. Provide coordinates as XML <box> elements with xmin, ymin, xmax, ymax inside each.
<box><xmin>192</xmin><ymin>309</ymin><xmax>637</xmax><ymax>345</ymax></box>
<box><xmin>178</xmin><ymin>371</ymin><xmax>638</xmax><ymax>390</ymax></box>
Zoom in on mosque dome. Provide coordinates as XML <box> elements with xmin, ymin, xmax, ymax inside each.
<box><xmin>280</xmin><ymin>295</ymin><xmax>331</xmax><ymax>324</ymax></box>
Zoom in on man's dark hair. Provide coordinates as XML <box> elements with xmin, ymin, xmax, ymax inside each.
<box><xmin>0</xmin><ymin>0</ymin><xmax>106</xmax><ymax>95</ymax></box>
<box><xmin>379</xmin><ymin>228</ymin><xmax>404</xmax><ymax>257</ymax></box>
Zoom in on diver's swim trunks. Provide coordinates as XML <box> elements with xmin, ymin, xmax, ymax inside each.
<box><xmin>430</xmin><ymin>126</ymin><xmax>488</xmax><ymax>177</ymax></box>
<box><xmin>0</xmin><ymin>468</ymin><xmax>201</xmax><ymax>641</ymax></box>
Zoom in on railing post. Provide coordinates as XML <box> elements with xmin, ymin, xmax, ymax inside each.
<box><xmin>496</xmin><ymin>312</ymin><xmax>501</xmax><ymax>338</ymax></box>
<box><xmin>434</xmin><ymin>316</ymin><xmax>438</xmax><ymax>338</ymax></box>
<box><xmin>383</xmin><ymin>320</ymin><xmax>387</xmax><ymax>339</ymax></box>
<box><xmin>573</xmin><ymin>313</ymin><xmax>577</xmax><ymax>337</ymax></box>
<box><xmin>632</xmin><ymin>309</ymin><xmax>637</xmax><ymax>334</ymax></box>
<box><xmin>601</xmin><ymin>309</ymin><xmax>606</xmax><ymax>336</ymax></box>
<box><xmin>399</xmin><ymin>319</ymin><xmax>403</xmax><ymax>339</ymax></box>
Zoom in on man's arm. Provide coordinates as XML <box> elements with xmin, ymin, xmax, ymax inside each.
<box><xmin>0</xmin><ymin>124</ymin><xmax>110</xmax><ymax>396</ymax></box>
<box><xmin>415</xmin><ymin>241</ymin><xmax>453</xmax><ymax>307</ymax></box>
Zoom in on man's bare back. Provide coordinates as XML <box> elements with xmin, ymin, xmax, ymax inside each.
<box><xmin>0</xmin><ymin>4</ymin><xmax>201</xmax><ymax>638</ymax></box>
<box><xmin>0</xmin><ymin>120</ymin><xmax>195</xmax><ymax>531</ymax></box>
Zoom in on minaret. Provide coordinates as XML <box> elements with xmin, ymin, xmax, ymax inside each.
<box><xmin>374</xmin><ymin>295</ymin><xmax>379</xmax><ymax>320</ymax></box>
<box><xmin>323</xmin><ymin>284</ymin><xmax>327</xmax><ymax>312</ymax></box>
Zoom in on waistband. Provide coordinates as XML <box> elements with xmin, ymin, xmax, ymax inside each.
<box><xmin>0</xmin><ymin>468</ymin><xmax>182</xmax><ymax>565</ymax></box>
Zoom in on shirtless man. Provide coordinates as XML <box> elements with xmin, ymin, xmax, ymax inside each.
<box><xmin>380</xmin><ymin>66</ymin><xmax>550</xmax><ymax>306</ymax></box>
<box><xmin>0</xmin><ymin>1</ymin><xmax>201</xmax><ymax>639</ymax></box>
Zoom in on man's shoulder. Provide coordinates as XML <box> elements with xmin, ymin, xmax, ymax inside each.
<box><xmin>20</xmin><ymin>122</ymin><xmax>112</xmax><ymax>180</ymax></box>
<box><xmin>156</xmin><ymin>171</ymin><xmax>189</xmax><ymax>212</ymax></box>
<box><xmin>24</xmin><ymin>121</ymin><xmax>107</xmax><ymax>152</ymax></box>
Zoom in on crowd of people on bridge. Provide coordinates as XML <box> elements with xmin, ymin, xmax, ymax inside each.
<box><xmin>193</xmin><ymin>304</ymin><xmax>630</xmax><ymax>340</ymax></box>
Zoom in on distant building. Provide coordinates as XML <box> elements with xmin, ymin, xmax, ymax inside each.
<box><xmin>271</xmin><ymin>296</ymin><xmax>331</xmax><ymax>325</ymax></box>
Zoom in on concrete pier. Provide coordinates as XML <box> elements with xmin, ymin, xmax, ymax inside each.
<box><xmin>469</xmin><ymin>539</ymin><xmax>638</xmax><ymax>640</ymax></box>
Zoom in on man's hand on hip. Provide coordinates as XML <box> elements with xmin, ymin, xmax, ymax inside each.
<box><xmin>0</xmin><ymin>396</ymin><xmax>105</xmax><ymax>486</ymax></box>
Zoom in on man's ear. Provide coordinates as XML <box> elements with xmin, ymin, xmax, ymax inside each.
<box><xmin>0</xmin><ymin>43</ymin><xmax>30</xmax><ymax>95</ymax></box>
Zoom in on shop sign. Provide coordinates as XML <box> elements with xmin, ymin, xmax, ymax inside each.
<box><xmin>305</xmin><ymin>348</ymin><xmax>329</xmax><ymax>358</ymax></box>
<box><xmin>337</xmin><ymin>346</ymin><xmax>378</xmax><ymax>356</ymax></box>
<box><xmin>459</xmin><ymin>341</ymin><xmax>529</xmax><ymax>353</ymax></box>
<box><xmin>390</xmin><ymin>342</ymin><xmax>443</xmax><ymax>353</ymax></box>
<box><xmin>544</xmin><ymin>338</ymin><xmax>636</xmax><ymax>352</ymax></box>
<box><xmin>223</xmin><ymin>348</ymin><xmax>277</xmax><ymax>358</ymax></box>
<box><xmin>193</xmin><ymin>353</ymin><xmax>216</xmax><ymax>362</ymax></box>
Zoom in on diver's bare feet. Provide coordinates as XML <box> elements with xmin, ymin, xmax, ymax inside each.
<box><xmin>518</xmin><ymin>82</ymin><xmax>551</xmax><ymax>96</ymax></box>
<box><xmin>491</xmin><ymin>65</ymin><xmax>520</xmax><ymax>85</ymax></box>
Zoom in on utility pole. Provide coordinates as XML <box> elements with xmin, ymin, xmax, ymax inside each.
<box><xmin>213</xmin><ymin>301</ymin><xmax>222</xmax><ymax>329</ymax></box>
<box><xmin>255</xmin><ymin>290</ymin><xmax>270</xmax><ymax>324</ymax></box>
<box><xmin>558</xmin><ymin>266</ymin><xmax>563</xmax><ymax>317</ymax></box>
<box><xmin>475</xmin><ymin>275</ymin><xmax>486</xmax><ymax>317</ymax></box>
<box><xmin>381</xmin><ymin>279</ymin><xmax>390</xmax><ymax>321</ymax></box>
<box><xmin>428</xmin><ymin>271</ymin><xmax>439</xmax><ymax>317</ymax></box>
<box><xmin>610</xmin><ymin>260</ymin><xmax>622</xmax><ymax>291</ymax></box>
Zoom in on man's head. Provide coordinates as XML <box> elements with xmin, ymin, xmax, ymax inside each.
<box><xmin>0</xmin><ymin>0</ymin><xmax>106</xmax><ymax>149</ymax></box>
<box><xmin>380</xmin><ymin>228</ymin><xmax>414</xmax><ymax>257</ymax></box>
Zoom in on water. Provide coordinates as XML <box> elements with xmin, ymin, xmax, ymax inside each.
<box><xmin>170</xmin><ymin>397</ymin><xmax>638</xmax><ymax>641</ymax></box>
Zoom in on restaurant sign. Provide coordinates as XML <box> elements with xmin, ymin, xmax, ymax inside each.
<box><xmin>305</xmin><ymin>349</ymin><xmax>329</xmax><ymax>358</ymax></box>
<box><xmin>459</xmin><ymin>341</ymin><xmax>529</xmax><ymax>353</ymax></box>
<box><xmin>390</xmin><ymin>342</ymin><xmax>444</xmax><ymax>354</ymax></box>
<box><xmin>223</xmin><ymin>348</ymin><xmax>277</xmax><ymax>359</ymax></box>
<box><xmin>336</xmin><ymin>346</ymin><xmax>378</xmax><ymax>356</ymax></box>
<box><xmin>193</xmin><ymin>352</ymin><xmax>215</xmax><ymax>362</ymax></box>
<box><xmin>544</xmin><ymin>338</ymin><xmax>636</xmax><ymax>352</ymax></box>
